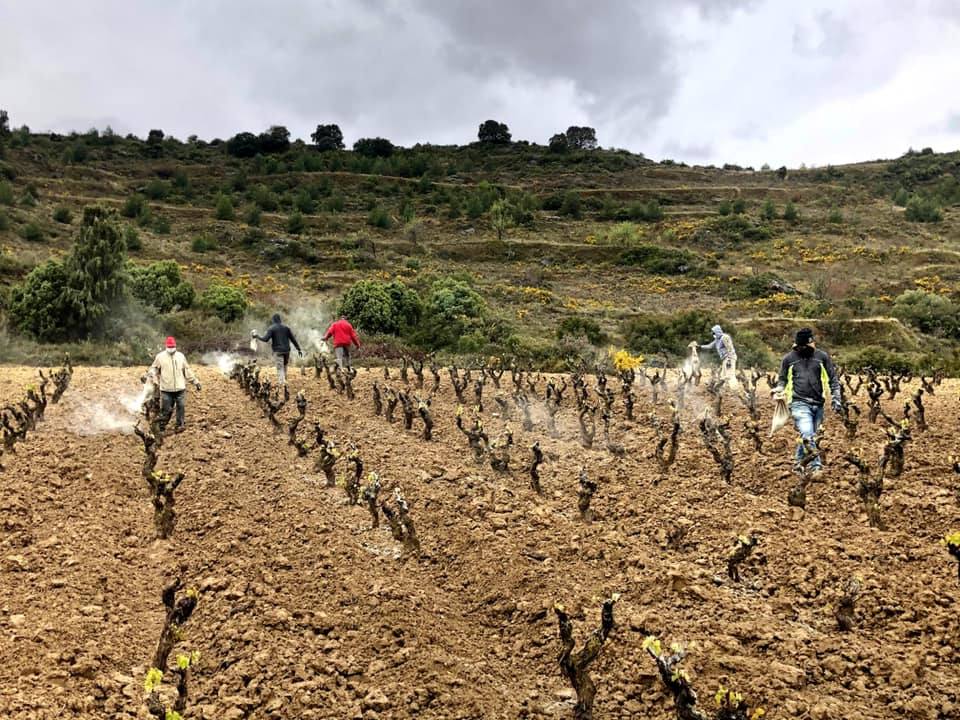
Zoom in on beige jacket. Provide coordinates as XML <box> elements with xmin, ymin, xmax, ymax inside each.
<box><xmin>150</xmin><ymin>350</ymin><xmax>198</xmax><ymax>392</ymax></box>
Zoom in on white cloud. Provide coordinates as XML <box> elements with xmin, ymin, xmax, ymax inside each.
<box><xmin>0</xmin><ymin>0</ymin><xmax>958</xmax><ymax>166</ymax></box>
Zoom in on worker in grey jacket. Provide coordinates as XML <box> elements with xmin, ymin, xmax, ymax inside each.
<box><xmin>773</xmin><ymin>327</ymin><xmax>842</xmax><ymax>474</ymax></box>
<box><xmin>700</xmin><ymin>324</ymin><xmax>738</xmax><ymax>387</ymax></box>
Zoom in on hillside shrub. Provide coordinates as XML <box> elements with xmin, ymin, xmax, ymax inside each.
<box><xmin>783</xmin><ymin>201</ymin><xmax>799</xmax><ymax>223</ymax></box>
<box><xmin>367</xmin><ymin>205</ymin><xmax>393</xmax><ymax>229</ymax></box>
<box><xmin>353</xmin><ymin>137</ymin><xmax>395</xmax><ymax>158</ymax></box>
<box><xmin>732</xmin><ymin>198</ymin><xmax>746</xmax><ymax>214</ymax></box>
<box><xmin>9</xmin><ymin>206</ymin><xmax>127</xmax><ymax>341</ymax></box>
<box><xmin>904</xmin><ymin>195</ymin><xmax>943</xmax><ymax>222</ymax></box>
<box><xmin>245</xmin><ymin>206</ymin><xmax>262</xmax><ymax>226</ymax></box>
<box><xmin>153</xmin><ymin>215</ymin><xmax>171</xmax><ymax>234</ymax></box>
<box><xmin>53</xmin><ymin>206</ymin><xmax>73</xmax><ymax>224</ymax></box>
<box><xmin>839</xmin><ymin>345</ymin><xmax>919</xmax><ymax>373</ymax></box>
<box><xmin>718</xmin><ymin>200</ymin><xmax>732</xmax><ymax>216</ymax></box>
<box><xmin>617</xmin><ymin>243</ymin><xmax>697</xmax><ymax>275</ymax></box>
<box><xmin>891</xmin><ymin>290</ymin><xmax>960</xmax><ymax>338</ymax></box>
<box><xmin>409</xmin><ymin>277</ymin><xmax>488</xmax><ymax>351</ymax></box>
<box><xmin>201</xmin><ymin>283</ymin><xmax>247</xmax><ymax>323</ymax></box>
<box><xmin>559</xmin><ymin>191</ymin><xmax>581</xmax><ymax>219</ymax></box>
<box><xmin>892</xmin><ymin>187</ymin><xmax>909</xmax><ymax>206</ymax></box>
<box><xmin>285</xmin><ymin>210</ymin><xmax>305</xmax><ymax>234</ymax></box>
<box><xmin>338</xmin><ymin>279</ymin><xmax>421</xmax><ymax>335</ymax></box>
<box><xmin>19</xmin><ymin>222</ymin><xmax>43</xmax><ymax>241</ymax></box>
<box><xmin>0</xmin><ymin>181</ymin><xmax>15</xmax><ymax>205</ymax></box>
<box><xmin>129</xmin><ymin>260</ymin><xmax>195</xmax><ymax>313</ymax></box>
<box><xmin>692</xmin><ymin>215</ymin><xmax>771</xmax><ymax>248</ymax></box>
<box><xmin>731</xmin><ymin>329</ymin><xmax>774</xmax><ymax>369</ymax></box>
<box><xmin>0</xmin><ymin>210</ymin><xmax>8</xmax><ymax>231</ymax></box>
<box><xmin>124</xmin><ymin>225</ymin><xmax>142</xmax><ymax>250</ymax></box>
<box><xmin>557</xmin><ymin>316</ymin><xmax>607</xmax><ymax>346</ymax></box>
<box><xmin>215</xmin><ymin>193</ymin><xmax>235</xmax><ymax>220</ymax></box>
<box><xmin>624</xmin><ymin>200</ymin><xmax>663</xmax><ymax>222</ymax></box>
<box><xmin>121</xmin><ymin>193</ymin><xmax>146</xmax><ymax>218</ymax></box>
<box><xmin>144</xmin><ymin>179</ymin><xmax>168</xmax><ymax>201</ymax></box>
<box><xmin>252</xmin><ymin>184</ymin><xmax>279</xmax><ymax>212</ymax></box>
<box><xmin>761</xmin><ymin>199</ymin><xmax>776</xmax><ymax>220</ymax></box>
<box><xmin>191</xmin><ymin>235</ymin><xmax>217</xmax><ymax>253</ymax></box>
<box><xmin>621</xmin><ymin>310</ymin><xmax>714</xmax><ymax>359</ymax></box>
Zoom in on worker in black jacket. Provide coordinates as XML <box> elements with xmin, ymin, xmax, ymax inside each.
<box><xmin>773</xmin><ymin>327</ymin><xmax>842</xmax><ymax>475</ymax></box>
<box><xmin>252</xmin><ymin>313</ymin><xmax>302</xmax><ymax>385</ymax></box>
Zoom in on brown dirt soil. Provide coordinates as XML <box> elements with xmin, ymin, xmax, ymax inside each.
<box><xmin>1</xmin><ymin>363</ymin><xmax>959</xmax><ymax>719</ymax></box>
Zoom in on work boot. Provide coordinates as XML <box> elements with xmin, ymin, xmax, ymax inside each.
<box><xmin>175</xmin><ymin>425</ymin><xmax>186</xmax><ymax>434</ymax></box>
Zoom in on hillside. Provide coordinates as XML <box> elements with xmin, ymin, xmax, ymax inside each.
<box><xmin>1</xmin><ymin>126</ymin><xmax>960</xmax><ymax>369</ymax></box>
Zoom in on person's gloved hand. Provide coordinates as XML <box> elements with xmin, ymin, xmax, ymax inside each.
<box><xmin>772</xmin><ymin>389</ymin><xmax>785</xmax><ymax>401</ymax></box>
<box><xmin>194</xmin><ymin>382</ymin><xmax>202</xmax><ymax>393</ymax></box>
<box><xmin>298</xmin><ymin>350</ymin><xmax>304</xmax><ymax>359</ymax></box>
<box><xmin>831</xmin><ymin>397</ymin><xmax>842</xmax><ymax>413</ymax></box>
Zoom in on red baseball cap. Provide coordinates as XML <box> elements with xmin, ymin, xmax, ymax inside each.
<box><xmin>165</xmin><ymin>336</ymin><xmax>176</xmax><ymax>348</ymax></box>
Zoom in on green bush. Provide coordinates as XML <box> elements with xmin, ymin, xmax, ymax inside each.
<box><xmin>19</xmin><ymin>222</ymin><xmax>43</xmax><ymax>241</ymax></box>
<box><xmin>603</xmin><ymin>223</ymin><xmax>642</xmax><ymax>246</ymax></box>
<box><xmin>191</xmin><ymin>235</ymin><xmax>217</xmax><ymax>253</ymax></box>
<box><xmin>9</xmin><ymin>206</ymin><xmax>127</xmax><ymax>342</ymax></box>
<box><xmin>557</xmin><ymin>316</ymin><xmax>607</xmax><ymax>346</ymax></box>
<box><xmin>338</xmin><ymin>279</ymin><xmax>421</xmax><ymax>335</ymax></box>
<box><xmin>245</xmin><ymin>206</ymin><xmax>262</xmax><ymax>227</ymax></box>
<box><xmin>783</xmin><ymin>201</ymin><xmax>799</xmax><ymax>223</ymax></box>
<box><xmin>693</xmin><ymin>215</ymin><xmax>771</xmax><ymax>247</ymax></box>
<box><xmin>904</xmin><ymin>195</ymin><xmax>943</xmax><ymax>222</ymax></box>
<box><xmin>144</xmin><ymin>179</ymin><xmax>168</xmax><ymax>201</ymax></box>
<box><xmin>0</xmin><ymin>210</ymin><xmax>8</xmax><ymax>231</ymax></box>
<box><xmin>367</xmin><ymin>205</ymin><xmax>393</xmax><ymax>229</ymax></box>
<box><xmin>153</xmin><ymin>215</ymin><xmax>171</xmax><ymax>234</ymax></box>
<box><xmin>616</xmin><ymin>243</ymin><xmax>697</xmax><ymax>275</ymax></box>
<box><xmin>891</xmin><ymin>290</ymin><xmax>960</xmax><ymax>338</ymax></box>
<box><xmin>325</xmin><ymin>193</ymin><xmax>345</xmax><ymax>213</ymax></box>
<box><xmin>409</xmin><ymin>277</ymin><xmax>489</xmax><ymax>351</ymax></box>
<box><xmin>252</xmin><ymin>184</ymin><xmax>279</xmax><ymax>212</ymax></box>
<box><xmin>215</xmin><ymin>193</ymin><xmax>235</xmax><ymax>220</ymax></box>
<box><xmin>620</xmin><ymin>310</ymin><xmax>714</xmax><ymax>359</ymax></box>
<box><xmin>0</xmin><ymin>181</ymin><xmax>14</xmax><ymax>205</ymax></box>
<box><xmin>201</xmin><ymin>283</ymin><xmax>247</xmax><ymax>323</ymax></box>
<box><xmin>732</xmin><ymin>198</ymin><xmax>746</xmax><ymax>214</ymax></box>
<box><xmin>7</xmin><ymin>261</ymin><xmax>71</xmax><ymax>340</ymax></box>
<box><xmin>892</xmin><ymin>187</ymin><xmax>909</xmax><ymax>207</ymax></box>
<box><xmin>735</xmin><ymin>272</ymin><xmax>793</xmax><ymax>298</ymax></box>
<box><xmin>559</xmin><ymin>191</ymin><xmax>582</xmax><ymax>219</ymax></box>
<box><xmin>839</xmin><ymin>345</ymin><xmax>919</xmax><ymax>373</ymax></box>
<box><xmin>827</xmin><ymin>207</ymin><xmax>843</xmax><ymax>224</ymax></box>
<box><xmin>731</xmin><ymin>329</ymin><xmax>774</xmax><ymax>369</ymax></box>
<box><xmin>294</xmin><ymin>189</ymin><xmax>316</xmax><ymax>214</ymax></box>
<box><xmin>624</xmin><ymin>200</ymin><xmax>663</xmax><ymax>222</ymax></box>
<box><xmin>53</xmin><ymin>206</ymin><xmax>73</xmax><ymax>224</ymax></box>
<box><xmin>761</xmin><ymin>199</ymin><xmax>776</xmax><ymax>220</ymax></box>
<box><xmin>287</xmin><ymin>210</ymin><xmax>305</xmax><ymax>234</ymax></box>
<box><xmin>121</xmin><ymin>193</ymin><xmax>146</xmax><ymax>218</ymax></box>
<box><xmin>129</xmin><ymin>260</ymin><xmax>195</xmax><ymax>313</ymax></box>
<box><xmin>124</xmin><ymin>225</ymin><xmax>142</xmax><ymax>250</ymax></box>
<box><xmin>718</xmin><ymin>200</ymin><xmax>732</xmax><ymax>216</ymax></box>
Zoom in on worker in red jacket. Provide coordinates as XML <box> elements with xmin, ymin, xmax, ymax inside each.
<box><xmin>323</xmin><ymin>315</ymin><xmax>361</xmax><ymax>369</ymax></box>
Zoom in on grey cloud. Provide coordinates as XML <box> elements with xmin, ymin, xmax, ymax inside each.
<box><xmin>417</xmin><ymin>0</ymin><xmax>751</xmax><ymax>124</ymax></box>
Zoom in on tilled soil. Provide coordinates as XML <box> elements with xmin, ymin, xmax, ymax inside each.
<box><xmin>0</xmin><ymin>364</ymin><xmax>958</xmax><ymax>720</ymax></box>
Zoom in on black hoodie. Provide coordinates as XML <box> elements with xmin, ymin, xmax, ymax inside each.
<box><xmin>256</xmin><ymin>315</ymin><xmax>301</xmax><ymax>354</ymax></box>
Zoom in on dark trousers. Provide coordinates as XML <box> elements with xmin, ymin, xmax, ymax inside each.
<box><xmin>160</xmin><ymin>390</ymin><xmax>186</xmax><ymax>429</ymax></box>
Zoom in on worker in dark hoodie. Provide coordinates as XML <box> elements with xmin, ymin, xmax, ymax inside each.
<box><xmin>252</xmin><ymin>313</ymin><xmax>303</xmax><ymax>385</ymax></box>
<box><xmin>773</xmin><ymin>327</ymin><xmax>842</xmax><ymax>476</ymax></box>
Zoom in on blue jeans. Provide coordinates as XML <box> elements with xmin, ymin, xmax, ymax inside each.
<box><xmin>791</xmin><ymin>400</ymin><xmax>824</xmax><ymax>469</ymax></box>
<box><xmin>160</xmin><ymin>390</ymin><xmax>186</xmax><ymax>429</ymax></box>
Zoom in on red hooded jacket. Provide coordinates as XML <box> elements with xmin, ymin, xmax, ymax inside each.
<box><xmin>323</xmin><ymin>319</ymin><xmax>360</xmax><ymax>348</ymax></box>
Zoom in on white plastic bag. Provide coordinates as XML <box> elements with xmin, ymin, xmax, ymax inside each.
<box><xmin>770</xmin><ymin>397</ymin><xmax>790</xmax><ymax>436</ymax></box>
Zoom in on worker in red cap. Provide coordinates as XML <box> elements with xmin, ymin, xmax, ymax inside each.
<box><xmin>148</xmin><ymin>336</ymin><xmax>201</xmax><ymax>433</ymax></box>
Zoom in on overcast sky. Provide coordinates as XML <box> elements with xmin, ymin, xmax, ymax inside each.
<box><xmin>2</xmin><ymin>0</ymin><xmax>958</xmax><ymax>167</ymax></box>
